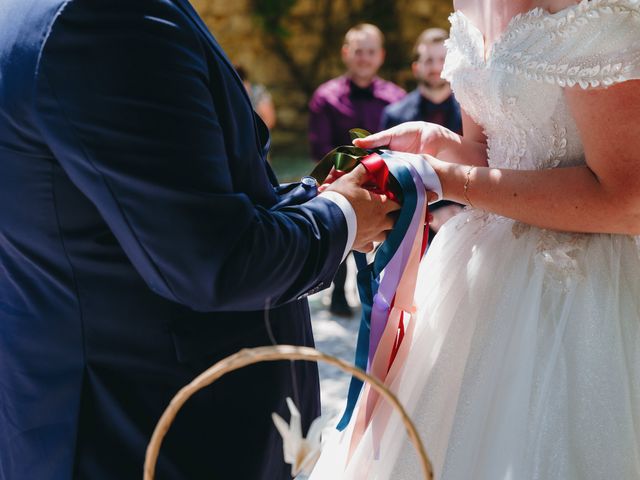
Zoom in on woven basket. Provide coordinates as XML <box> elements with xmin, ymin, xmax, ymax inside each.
<box><xmin>143</xmin><ymin>344</ymin><xmax>433</xmax><ymax>479</ymax></box>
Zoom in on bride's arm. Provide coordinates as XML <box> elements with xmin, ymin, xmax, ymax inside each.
<box><xmin>354</xmin><ymin>114</ymin><xmax>489</xmax><ymax>168</ymax></box>
<box><xmin>436</xmin><ymin>110</ymin><xmax>489</xmax><ymax>167</ymax></box>
<box><xmin>436</xmin><ymin>80</ymin><xmax>640</xmax><ymax>235</ymax></box>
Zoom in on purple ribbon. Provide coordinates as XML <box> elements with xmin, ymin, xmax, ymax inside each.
<box><xmin>367</xmin><ymin>156</ymin><xmax>426</xmax><ymax>369</ymax></box>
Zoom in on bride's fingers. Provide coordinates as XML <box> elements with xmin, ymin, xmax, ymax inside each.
<box><xmin>318</xmin><ymin>176</ymin><xmax>334</xmax><ymax>190</ymax></box>
<box><xmin>318</xmin><ymin>169</ymin><xmax>344</xmax><ymax>192</ymax></box>
<box><xmin>427</xmin><ymin>191</ymin><xmax>439</xmax><ymax>203</ymax></box>
<box><xmin>317</xmin><ymin>182</ymin><xmax>333</xmax><ymax>193</ymax></box>
<box><xmin>324</xmin><ymin>168</ymin><xmax>345</xmax><ymax>184</ymax></box>
<box><xmin>353</xmin><ymin>131</ymin><xmax>391</xmax><ymax>149</ymax></box>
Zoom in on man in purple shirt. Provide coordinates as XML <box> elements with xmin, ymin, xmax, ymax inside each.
<box><xmin>309</xmin><ymin>23</ymin><xmax>405</xmax><ymax>317</ymax></box>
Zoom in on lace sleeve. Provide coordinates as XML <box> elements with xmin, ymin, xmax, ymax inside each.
<box><xmin>442</xmin><ymin>12</ymin><xmax>482</xmax><ymax>84</ymax></box>
<box><xmin>493</xmin><ymin>0</ymin><xmax>640</xmax><ymax>89</ymax></box>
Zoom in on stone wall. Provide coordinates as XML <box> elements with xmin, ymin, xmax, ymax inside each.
<box><xmin>193</xmin><ymin>0</ymin><xmax>454</xmax><ymax>148</ymax></box>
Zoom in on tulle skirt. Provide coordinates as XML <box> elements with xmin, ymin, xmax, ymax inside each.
<box><xmin>311</xmin><ymin>209</ymin><xmax>640</xmax><ymax>479</ymax></box>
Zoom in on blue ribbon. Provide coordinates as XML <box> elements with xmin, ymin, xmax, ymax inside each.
<box><xmin>336</xmin><ymin>159</ymin><xmax>419</xmax><ymax>431</ymax></box>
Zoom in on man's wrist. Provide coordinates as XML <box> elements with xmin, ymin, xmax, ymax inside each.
<box><xmin>319</xmin><ymin>191</ymin><xmax>356</xmax><ymax>261</ymax></box>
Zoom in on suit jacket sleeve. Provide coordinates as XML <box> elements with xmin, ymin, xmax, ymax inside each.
<box><xmin>33</xmin><ymin>0</ymin><xmax>347</xmax><ymax>312</ymax></box>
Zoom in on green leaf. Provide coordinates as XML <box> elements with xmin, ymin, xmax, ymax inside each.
<box><xmin>349</xmin><ymin>128</ymin><xmax>372</xmax><ymax>141</ymax></box>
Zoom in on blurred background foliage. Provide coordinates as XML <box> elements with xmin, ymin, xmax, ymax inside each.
<box><xmin>192</xmin><ymin>0</ymin><xmax>453</xmax><ymax>180</ymax></box>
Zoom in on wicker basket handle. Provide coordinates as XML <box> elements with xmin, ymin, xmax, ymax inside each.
<box><xmin>144</xmin><ymin>345</ymin><xmax>433</xmax><ymax>479</ymax></box>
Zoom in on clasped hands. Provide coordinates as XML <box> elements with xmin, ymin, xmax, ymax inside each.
<box><xmin>320</xmin><ymin>122</ymin><xmax>454</xmax><ymax>253</ymax></box>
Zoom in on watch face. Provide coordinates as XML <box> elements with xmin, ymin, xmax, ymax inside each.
<box><xmin>301</xmin><ymin>176</ymin><xmax>319</xmax><ymax>187</ymax></box>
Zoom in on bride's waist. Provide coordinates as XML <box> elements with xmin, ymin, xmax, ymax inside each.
<box><xmin>448</xmin><ymin>208</ymin><xmax>640</xmax><ymax>257</ymax></box>
<box><xmin>444</xmin><ymin>208</ymin><xmax>639</xmax><ymax>285</ymax></box>
<box><xmin>454</xmin><ymin>208</ymin><xmax>636</xmax><ymax>240</ymax></box>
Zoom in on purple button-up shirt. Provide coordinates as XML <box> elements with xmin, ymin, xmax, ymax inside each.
<box><xmin>308</xmin><ymin>75</ymin><xmax>406</xmax><ymax>161</ymax></box>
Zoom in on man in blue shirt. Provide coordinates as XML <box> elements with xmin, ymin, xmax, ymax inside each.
<box><xmin>381</xmin><ymin>28</ymin><xmax>463</xmax><ymax>242</ymax></box>
<box><xmin>380</xmin><ymin>28</ymin><xmax>462</xmax><ymax>133</ymax></box>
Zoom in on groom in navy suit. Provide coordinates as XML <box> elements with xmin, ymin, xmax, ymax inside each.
<box><xmin>0</xmin><ymin>1</ymin><xmax>397</xmax><ymax>479</ymax></box>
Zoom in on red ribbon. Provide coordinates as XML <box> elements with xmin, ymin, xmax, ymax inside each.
<box><xmin>359</xmin><ymin>153</ymin><xmax>400</xmax><ymax>203</ymax></box>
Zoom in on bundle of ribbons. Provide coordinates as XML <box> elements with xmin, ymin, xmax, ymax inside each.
<box><xmin>309</xmin><ymin>129</ymin><xmax>442</xmax><ymax>459</ymax></box>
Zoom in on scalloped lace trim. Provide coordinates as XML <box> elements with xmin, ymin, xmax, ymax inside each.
<box><xmin>447</xmin><ymin>0</ymin><xmax>640</xmax><ymax>89</ymax></box>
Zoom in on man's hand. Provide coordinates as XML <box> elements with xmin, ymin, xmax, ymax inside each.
<box><xmin>325</xmin><ymin>164</ymin><xmax>400</xmax><ymax>253</ymax></box>
<box><xmin>352</xmin><ymin>121</ymin><xmax>459</xmax><ymax>155</ymax></box>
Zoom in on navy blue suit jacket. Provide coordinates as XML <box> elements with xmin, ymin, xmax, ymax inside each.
<box><xmin>0</xmin><ymin>1</ymin><xmax>347</xmax><ymax>478</ymax></box>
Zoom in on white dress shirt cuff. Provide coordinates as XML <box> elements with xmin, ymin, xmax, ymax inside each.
<box><xmin>319</xmin><ymin>191</ymin><xmax>356</xmax><ymax>262</ymax></box>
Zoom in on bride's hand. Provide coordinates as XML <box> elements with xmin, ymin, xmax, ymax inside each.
<box><xmin>353</xmin><ymin>121</ymin><xmax>458</xmax><ymax>156</ymax></box>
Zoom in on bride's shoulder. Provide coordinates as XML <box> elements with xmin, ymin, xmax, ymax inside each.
<box><xmin>527</xmin><ymin>0</ymin><xmax>640</xmax><ymax>40</ymax></box>
<box><xmin>492</xmin><ymin>0</ymin><xmax>640</xmax><ymax>89</ymax></box>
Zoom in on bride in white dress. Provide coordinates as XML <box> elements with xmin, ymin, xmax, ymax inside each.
<box><xmin>311</xmin><ymin>0</ymin><xmax>640</xmax><ymax>478</ymax></box>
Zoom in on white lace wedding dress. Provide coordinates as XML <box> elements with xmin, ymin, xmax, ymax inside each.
<box><xmin>310</xmin><ymin>2</ymin><xmax>640</xmax><ymax>479</ymax></box>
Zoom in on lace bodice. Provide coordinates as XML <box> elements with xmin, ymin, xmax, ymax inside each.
<box><xmin>443</xmin><ymin>0</ymin><xmax>640</xmax><ymax>171</ymax></box>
